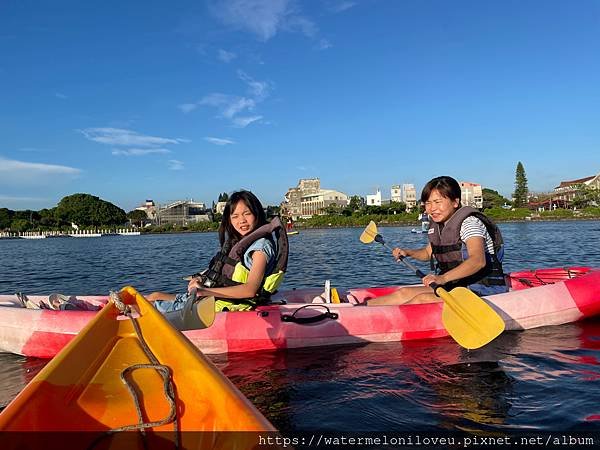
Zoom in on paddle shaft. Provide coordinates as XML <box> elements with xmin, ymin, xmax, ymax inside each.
<box><xmin>374</xmin><ymin>235</ymin><xmax>442</xmax><ymax>292</ymax></box>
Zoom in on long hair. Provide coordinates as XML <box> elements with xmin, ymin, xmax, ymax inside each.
<box><xmin>420</xmin><ymin>176</ymin><xmax>462</xmax><ymax>204</ymax></box>
<box><xmin>219</xmin><ymin>190</ymin><xmax>268</xmax><ymax>248</ymax></box>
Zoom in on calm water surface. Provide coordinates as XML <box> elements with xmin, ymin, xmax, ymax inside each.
<box><xmin>1</xmin><ymin>221</ymin><xmax>599</xmax><ymax>433</ymax></box>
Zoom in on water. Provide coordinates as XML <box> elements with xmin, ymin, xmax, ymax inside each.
<box><xmin>1</xmin><ymin>221</ymin><xmax>600</xmax><ymax>433</ymax></box>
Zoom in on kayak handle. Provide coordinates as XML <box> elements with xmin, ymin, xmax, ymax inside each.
<box><xmin>281</xmin><ymin>305</ymin><xmax>339</xmax><ymax>325</ymax></box>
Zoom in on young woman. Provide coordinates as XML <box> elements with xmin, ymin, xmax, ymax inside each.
<box><xmin>368</xmin><ymin>176</ymin><xmax>507</xmax><ymax>306</ymax></box>
<box><xmin>147</xmin><ymin>190</ymin><xmax>288</xmax><ymax>313</ymax></box>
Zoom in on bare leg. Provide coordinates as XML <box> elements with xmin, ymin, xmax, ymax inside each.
<box><xmin>146</xmin><ymin>292</ymin><xmax>177</xmax><ymax>302</ymax></box>
<box><xmin>367</xmin><ymin>285</ymin><xmax>439</xmax><ymax>306</ymax></box>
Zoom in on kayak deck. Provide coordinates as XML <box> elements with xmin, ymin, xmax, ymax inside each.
<box><xmin>0</xmin><ymin>287</ymin><xmax>273</xmax><ymax>438</ymax></box>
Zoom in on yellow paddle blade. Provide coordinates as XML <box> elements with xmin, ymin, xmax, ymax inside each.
<box><xmin>438</xmin><ymin>287</ymin><xmax>505</xmax><ymax>349</ymax></box>
<box><xmin>196</xmin><ymin>295</ymin><xmax>216</xmax><ymax>328</ymax></box>
<box><xmin>360</xmin><ymin>221</ymin><xmax>379</xmax><ymax>244</ymax></box>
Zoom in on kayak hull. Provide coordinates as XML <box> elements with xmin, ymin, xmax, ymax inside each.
<box><xmin>0</xmin><ymin>287</ymin><xmax>273</xmax><ymax>438</ymax></box>
<box><xmin>1</xmin><ymin>267</ymin><xmax>598</xmax><ymax>358</ymax></box>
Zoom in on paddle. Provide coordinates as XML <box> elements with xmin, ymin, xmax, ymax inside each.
<box><xmin>162</xmin><ymin>288</ymin><xmax>217</xmax><ymax>331</ymax></box>
<box><xmin>359</xmin><ymin>221</ymin><xmax>505</xmax><ymax>349</ymax></box>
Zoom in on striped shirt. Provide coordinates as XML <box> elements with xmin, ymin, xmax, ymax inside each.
<box><xmin>459</xmin><ymin>216</ymin><xmax>495</xmax><ymax>254</ymax></box>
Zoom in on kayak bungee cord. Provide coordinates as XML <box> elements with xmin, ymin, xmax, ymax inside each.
<box><xmin>88</xmin><ymin>291</ymin><xmax>180</xmax><ymax>450</ymax></box>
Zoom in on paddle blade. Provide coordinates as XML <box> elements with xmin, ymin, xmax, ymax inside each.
<box><xmin>195</xmin><ymin>295</ymin><xmax>216</xmax><ymax>328</ymax></box>
<box><xmin>438</xmin><ymin>287</ymin><xmax>505</xmax><ymax>350</ymax></box>
<box><xmin>360</xmin><ymin>221</ymin><xmax>379</xmax><ymax>244</ymax></box>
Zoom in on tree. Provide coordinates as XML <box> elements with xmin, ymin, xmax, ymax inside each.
<box><xmin>0</xmin><ymin>208</ymin><xmax>13</xmax><ymax>229</ymax></box>
<box><xmin>218</xmin><ymin>192</ymin><xmax>229</xmax><ymax>202</ymax></box>
<box><xmin>127</xmin><ymin>209</ymin><xmax>148</xmax><ymax>227</ymax></box>
<box><xmin>513</xmin><ymin>161</ymin><xmax>528</xmax><ymax>208</ymax></box>
<box><xmin>482</xmin><ymin>188</ymin><xmax>511</xmax><ymax>209</ymax></box>
<box><xmin>348</xmin><ymin>195</ymin><xmax>363</xmax><ymax>211</ymax></box>
<box><xmin>55</xmin><ymin>193</ymin><xmax>127</xmax><ymax>227</ymax></box>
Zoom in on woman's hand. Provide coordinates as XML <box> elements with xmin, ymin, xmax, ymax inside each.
<box><xmin>421</xmin><ymin>273</ymin><xmax>447</xmax><ymax>288</ymax></box>
<box><xmin>392</xmin><ymin>247</ymin><xmax>408</xmax><ymax>260</ymax></box>
<box><xmin>187</xmin><ymin>277</ymin><xmax>206</xmax><ymax>297</ymax></box>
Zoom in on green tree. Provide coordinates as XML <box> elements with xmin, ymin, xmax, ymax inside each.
<box><xmin>218</xmin><ymin>192</ymin><xmax>229</xmax><ymax>202</ymax></box>
<box><xmin>513</xmin><ymin>161</ymin><xmax>528</xmax><ymax>208</ymax></box>
<box><xmin>55</xmin><ymin>193</ymin><xmax>127</xmax><ymax>227</ymax></box>
<box><xmin>10</xmin><ymin>219</ymin><xmax>31</xmax><ymax>232</ymax></box>
<box><xmin>482</xmin><ymin>188</ymin><xmax>510</xmax><ymax>209</ymax></box>
<box><xmin>0</xmin><ymin>208</ymin><xmax>13</xmax><ymax>229</ymax></box>
<box><xmin>348</xmin><ymin>195</ymin><xmax>363</xmax><ymax>211</ymax></box>
<box><xmin>127</xmin><ymin>209</ymin><xmax>148</xmax><ymax>227</ymax></box>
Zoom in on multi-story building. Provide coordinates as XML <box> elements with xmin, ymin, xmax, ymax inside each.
<box><xmin>157</xmin><ymin>199</ymin><xmax>210</xmax><ymax>225</ymax></box>
<box><xmin>459</xmin><ymin>181</ymin><xmax>483</xmax><ymax>209</ymax></box>
<box><xmin>366</xmin><ymin>189</ymin><xmax>382</xmax><ymax>206</ymax></box>
<box><xmin>391</xmin><ymin>185</ymin><xmax>402</xmax><ymax>203</ymax></box>
<box><xmin>282</xmin><ymin>178</ymin><xmax>349</xmax><ymax>219</ymax></box>
<box><xmin>554</xmin><ymin>173</ymin><xmax>600</xmax><ymax>203</ymax></box>
<box><xmin>402</xmin><ymin>184</ymin><xmax>417</xmax><ymax>211</ymax></box>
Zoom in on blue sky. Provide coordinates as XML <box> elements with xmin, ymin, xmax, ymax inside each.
<box><xmin>1</xmin><ymin>0</ymin><xmax>599</xmax><ymax>212</ymax></box>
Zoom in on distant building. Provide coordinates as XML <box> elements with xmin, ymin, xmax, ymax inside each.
<box><xmin>459</xmin><ymin>181</ymin><xmax>483</xmax><ymax>209</ymax></box>
<box><xmin>135</xmin><ymin>199</ymin><xmax>157</xmax><ymax>221</ymax></box>
<box><xmin>391</xmin><ymin>185</ymin><xmax>402</xmax><ymax>203</ymax></box>
<box><xmin>402</xmin><ymin>184</ymin><xmax>417</xmax><ymax>211</ymax></box>
<box><xmin>366</xmin><ymin>189</ymin><xmax>382</xmax><ymax>206</ymax></box>
<box><xmin>554</xmin><ymin>173</ymin><xmax>600</xmax><ymax>203</ymax></box>
<box><xmin>215</xmin><ymin>201</ymin><xmax>227</xmax><ymax>215</ymax></box>
<box><xmin>157</xmin><ymin>199</ymin><xmax>210</xmax><ymax>225</ymax></box>
<box><xmin>282</xmin><ymin>178</ymin><xmax>349</xmax><ymax>219</ymax></box>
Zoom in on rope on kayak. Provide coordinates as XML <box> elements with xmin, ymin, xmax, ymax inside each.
<box><xmin>89</xmin><ymin>291</ymin><xmax>180</xmax><ymax>450</ymax></box>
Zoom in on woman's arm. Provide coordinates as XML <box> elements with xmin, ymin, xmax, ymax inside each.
<box><xmin>424</xmin><ymin>237</ymin><xmax>486</xmax><ymax>286</ymax></box>
<box><xmin>188</xmin><ymin>250</ymin><xmax>268</xmax><ymax>299</ymax></box>
<box><xmin>392</xmin><ymin>243</ymin><xmax>432</xmax><ymax>262</ymax></box>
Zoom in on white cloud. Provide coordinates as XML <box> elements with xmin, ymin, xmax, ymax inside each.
<box><xmin>112</xmin><ymin>148</ymin><xmax>171</xmax><ymax>156</ymax></box>
<box><xmin>237</xmin><ymin>70</ymin><xmax>271</xmax><ymax>100</ymax></box>
<box><xmin>0</xmin><ymin>157</ymin><xmax>81</xmax><ymax>186</ymax></box>
<box><xmin>328</xmin><ymin>1</ymin><xmax>357</xmax><ymax>13</ymax></box>
<box><xmin>168</xmin><ymin>160</ymin><xmax>184</xmax><ymax>170</ymax></box>
<box><xmin>218</xmin><ymin>49</ymin><xmax>237</xmax><ymax>62</ymax></box>
<box><xmin>178</xmin><ymin>103</ymin><xmax>198</xmax><ymax>113</ymax></box>
<box><xmin>209</xmin><ymin>0</ymin><xmax>317</xmax><ymax>41</ymax></box>
<box><xmin>81</xmin><ymin>128</ymin><xmax>186</xmax><ymax>148</ymax></box>
<box><xmin>316</xmin><ymin>38</ymin><xmax>332</xmax><ymax>50</ymax></box>
<box><xmin>55</xmin><ymin>92</ymin><xmax>68</xmax><ymax>99</ymax></box>
<box><xmin>198</xmin><ymin>93</ymin><xmax>256</xmax><ymax>119</ymax></box>
<box><xmin>232</xmin><ymin>115</ymin><xmax>263</xmax><ymax>128</ymax></box>
<box><xmin>204</xmin><ymin>137</ymin><xmax>235</xmax><ymax>146</ymax></box>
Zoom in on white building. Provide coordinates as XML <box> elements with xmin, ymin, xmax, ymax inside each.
<box><xmin>366</xmin><ymin>189</ymin><xmax>382</xmax><ymax>206</ymax></box>
<box><xmin>459</xmin><ymin>181</ymin><xmax>483</xmax><ymax>209</ymax></box>
<box><xmin>300</xmin><ymin>190</ymin><xmax>349</xmax><ymax>217</ymax></box>
<box><xmin>391</xmin><ymin>185</ymin><xmax>402</xmax><ymax>203</ymax></box>
<box><xmin>135</xmin><ymin>199</ymin><xmax>157</xmax><ymax>220</ymax></box>
<box><xmin>283</xmin><ymin>178</ymin><xmax>350</xmax><ymax>219</ymax></box>
<box><xmin>402</xmin><ymin>184</ymin><xmax>417</xmax><ymax>211</ymax></box>
<box><xmin>215</xmin><ymin>201</ymin><xmax>227</xmax><ymax>215</ymax></box>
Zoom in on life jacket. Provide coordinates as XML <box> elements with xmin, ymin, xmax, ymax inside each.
<box><xmin>202</xmin><ymin>216</ymin><xmax>289</xmax><ymax>311</ymax></box>
<box><xmin>428</xmin><ymin>206</ymin><xmax>507</xmax><ymax>293</ymax></box>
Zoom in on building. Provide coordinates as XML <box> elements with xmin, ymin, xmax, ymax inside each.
<box><xmin>554</xmin><ymin>173</ymin><xmax>600</xmax><ymax>203</ymax></box>
<box><xmin>215</xmin><ymin>201</ymin><xmax>227</xmax><ymax>215</ymax></box>
<box><xmin>402</xmin><ymin>184</ymin><xmax>417</xmax><ymax>211</ymax></box>
<box><xmin>391</xmin><ymin>185</ymin><xmax>402</xmax><ymax>203</ymax></box>
<box><xmin>459</xmin><ymin>181</ymin><xmax>483</xmax><ymax>209</ymax></box>
<box><xmin>366</xmin><ymin>189</ymin><xmax>382</xmax><ymax>206</ymax></box>
<box><xmin>135</xmin><ymin>199</ymin><xmax>157</xmax><ymax>221</ymax></box>
<box><xmin>157</xmin><ymin>199</ymin><xmax>210</xmax><ymax>226</ymax></box>
<box><xmin>282</xmin><ymin>178</ymin><xmax>349</xmax><ymax>219</ymax></box>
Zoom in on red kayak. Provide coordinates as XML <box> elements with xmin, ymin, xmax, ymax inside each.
<box><xmin>0</xmin><ymin>267</ymin><xmax>598</xmax><ymax>358</ymax></box>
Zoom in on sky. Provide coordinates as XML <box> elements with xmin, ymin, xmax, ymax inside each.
<box><xmin>1</xmin><ymin>0</ymin><xmax>599</xmax><ymax>212</ymax></box>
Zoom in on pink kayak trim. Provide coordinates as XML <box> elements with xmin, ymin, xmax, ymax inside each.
<box><xmin>0</xmin><ymin>267</ymin><xmax>598</xmax><ymax>358</ymax></box>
